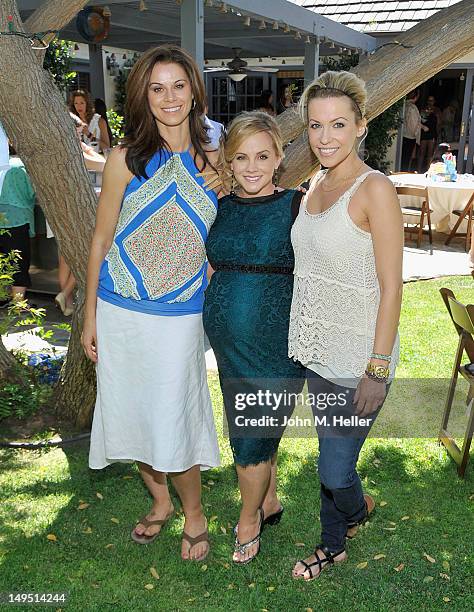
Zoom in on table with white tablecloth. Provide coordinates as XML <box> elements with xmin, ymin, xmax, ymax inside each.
<box><xmin>389</xmin><ymin>173</ymin><xmax>474</xmax><ymax>233</ymax></box>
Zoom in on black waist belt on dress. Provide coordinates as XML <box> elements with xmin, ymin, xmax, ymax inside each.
<box><xmin>214</xmin><ymin>263</ymin><xmax>294</xmax><ymax>275</ymax></box>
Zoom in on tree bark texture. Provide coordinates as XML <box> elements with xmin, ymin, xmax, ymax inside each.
<box><xmin>25</xmin><ymin>0</ymin><xmax>89</xmax><ymax>46</ymax></box>
<box><xmin>277</xmin><ymin>0</ymin><xmax>474</xmax><ymax>186</ymax></box>
<box><xmin>0</xmin><ymin>0</ymin><xmax>96</xmax><ymax>425</ymax></box>
<box><xmin>0</xmin><ymin>338</ymin><xmax>20</xmax><ymax>382</ymax></box>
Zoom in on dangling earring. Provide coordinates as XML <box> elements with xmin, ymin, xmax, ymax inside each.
<box><xmin>191</xmin><ymin>99</ymin><xmax>196</xmax><ymax>110</ymax></box>
<box><xmin>273</xmin><ymin>167</ymin><xmax>280</xmax><ymax>189</ymax></box>
<box><xmin>230</xmin><ymin>171</ymin><xmax>237</xmax><ymax>196</ymax></box>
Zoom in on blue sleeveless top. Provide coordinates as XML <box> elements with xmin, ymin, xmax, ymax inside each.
<box><xmin>97</xmin><ymin>148</ymin><xmax>218</xmax><ymax>316</ymax></box>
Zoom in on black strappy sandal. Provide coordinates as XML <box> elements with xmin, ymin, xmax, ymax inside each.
<box><xmin>233</xmin><ymin>508</ymin><xmax>264</xmax><ymax>565</ymax></box>
<box><xmin>263</xmin><ymin>506</ymin><xmax>284</xmax><ymax>526</ymax></box>
<box><xmin>293</xmin><ymin>544</ymin><xmax>346</xmax><ymax>581</ymax></box>
<box><xmin>346</xmin><ymin>494</ymin><xmax>375</xmax><ymax>540</ymax></box>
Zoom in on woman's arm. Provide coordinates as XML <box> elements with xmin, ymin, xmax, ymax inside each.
<box><xmin>367</xmin><ymin>175</ymin><xmax>404</xmax><ymax>358</ymax></box>
<box><xmin>98</xmin><ymin>117</ymin><xmax>111</xmax><ymax>151</ymax></box>
<box><xmin>82</xmin><ymin>146</ymin><xmax>132</xmax><ymax>362</ymax></box>
<box><xmin>354</xmin><ymin>175</ymin><xmax>404</xmax><ymax>416</ymax></box>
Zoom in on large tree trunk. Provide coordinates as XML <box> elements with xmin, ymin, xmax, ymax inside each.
<box><xmin>278</xmin><ymin>0</ymin><xmax>474</xmax><ymax>186</ymax></box>
<box><xmin>0</xmin><ymin>339</ymin><xmax>20</xmax><ymax>382</ymax></box>
<box><xmin>1</xmin><ymin>0</ymin><xmax>473</xmax><ymax>425</ymax></box>
<box><xmin>0</xmin><ymin>0</ymin><xmax>96</xmax><ymax>426</ymax></box>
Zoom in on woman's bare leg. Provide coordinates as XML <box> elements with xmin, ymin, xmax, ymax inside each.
<box><xmin>133</xmin><ymin>462</ymin><xmax>174</xmax><ymax>538</ymax></box>
<box><xmin>233</xmin><ymin>461</ymin><xmax>271</xmax><ymax>562</ymax></box>
<box><xmin>170</xmin><ymin>465</ymin><xmax>209</xmax><ymax>561</ymax></box>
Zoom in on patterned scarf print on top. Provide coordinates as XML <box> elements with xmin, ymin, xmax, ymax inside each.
<box><xmin>97</xmin><ymin>148</ymin><xmax>218</xmax><ymax>316</ymax></box>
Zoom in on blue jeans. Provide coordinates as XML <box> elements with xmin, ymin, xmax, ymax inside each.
<box><xmin>307</xmin><ymin>370</ymin><xmax>389</xmax><ymax>551</ymax></box>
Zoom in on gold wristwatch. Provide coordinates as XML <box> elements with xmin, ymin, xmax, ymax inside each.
<box><xmin>366</xmin><ymin>362</ymin><xmax>389</xmax><ymax>380</ymax></box>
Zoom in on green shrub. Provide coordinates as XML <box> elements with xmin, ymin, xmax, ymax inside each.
<box><xmin>106</xmin><ymin>109</ymin><xmax>124</xmax><ymax>145</ymax></box>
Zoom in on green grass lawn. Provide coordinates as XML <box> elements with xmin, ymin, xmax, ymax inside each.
<box><xmin>0</xmin><ymin>276</ymin><xmax>473</xmax><ymax>612</ymax></box>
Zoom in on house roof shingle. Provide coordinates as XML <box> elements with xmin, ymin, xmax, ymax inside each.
<box><xmin>292</xmin><ymin>0</ymin><xmax>463</xmax><ymax>33</ymax></box>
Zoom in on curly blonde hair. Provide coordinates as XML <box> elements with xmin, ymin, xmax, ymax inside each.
<box><xmin>214</xmin><ymin>111</ymin><xmax>284</xmax><ymax>193</ymax></box>
<box><xmin>298</xmin><ymin>70</ymin><xmax>367</xmax><ymax>124</ymax></box>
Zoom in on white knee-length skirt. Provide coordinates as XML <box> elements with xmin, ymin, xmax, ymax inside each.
<box><xmin>88</xmin><ymin>298</ymin><xmax>220</xmax><ymax>472</ymax></box>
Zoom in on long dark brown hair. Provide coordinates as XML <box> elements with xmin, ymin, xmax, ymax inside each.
<box><xmin>122</xmin><ymin>45</ymin><xmax>212</xmax><ymax>179</ymax></box>
<box><xmin>68</xmin><ymin>90</ymin><xmax>95</xmax><ymax>124</ymax></box>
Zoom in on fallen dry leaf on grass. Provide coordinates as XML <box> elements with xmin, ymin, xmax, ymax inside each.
<box><xmin>356</xmin><ymin>561</ymin><xmax>368</xmax><ymax>569</ymax></box>
<box><xmin>209</xmin><ymin>515</ymin><xmax>218</xmax><ymax>522</ymax></box>
<box><xmin>46</xmin><ymin>534</ymin><xmax>57</xmax><ymax>542</ymax></box>
<box><xmin>248</xmin><ymin>583</ymin><xmax>255</xmax><ymax>588</ymax></box>
<box><xmin>401</xmin><ymin>516</ymin><xmax>410</xmax><ymax>521</ymax></box>
<box><xmin>267</xmin><ymin>586</ymin><xmax>275</xmax><ymax>591</ymax></box>
<box><xmin>144</xmin><ymin>584</ymin><xmax>154</xmax><ymax>590</ymax></box>
<box><xmin>110</xmin><ymin>517</ymin><xmax>120</xmax><ymax>524</ymax></box>
<box><xmin>83</xmin><ymin>527</ymin><xmax>92</xmax><ymax>534</ymax></box>
<box><xmin>201</xmin><ymin>564</ymin><xmax>208</xmax><ymax>572</ymax></box>
<box><xmin>439</xmin><ymin>573</ymin><xmax>450</xmax><ymax>580</ymax></box>
<box><xmin>380</xmin><ymin>501</ymin><xmax>388</xmax><ymax>507</ymax></box>
<box><xmin>394</xmin><ymin>563</ymin><xmax>405</xmax><ymax>572</ymax></box>
<box><xmin>77</xmin><ymin>503</ymin><xmax>90</xmax><ymax>510</ymax></box>
<box><xmin>96</xmin><ymin>492</ymin><xmax>103</xmax><ymax>500</ymax></box>
<box><xmin>220</xmin><ymin>526</ymin><xmax>227</xmax><ymax>535</ymax></box>
<box><xmin>105</xmin><ymin>543</ymin><xmax>114</xmax><ymax>549</ymax></box>
<box><xmin>373</xmin><ymin>554</ymin><xmax>386</xmax><ymax>560</ymax></box>
<box><xmin>443</xmin><ymin>597</ymin><xmax>450</xmax><ymax>602</ymax></box>
<box><xmin>295</xmin><ymin>542</ymin><xmax>306</xmax><ymax>547</ymax></box>
<box><xmin>423</xmin><ymin>553</ymin><xmax>436</xmax><ymax>564</ymax></box>
<box><xmin>149</xmin><ymin>567</ymin><xmax>159</xmax><ymax>580</ymax></box>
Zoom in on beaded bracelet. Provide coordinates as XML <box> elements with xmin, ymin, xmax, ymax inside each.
<box><xmin>370</xmin><ymin>352</ymin><xmax>391</xmax><ymax>363</ymax></box>
<box><xmin>365</xmin><ymin>369</ymin><xmax>388</xmax><ymax>384</ymax></box>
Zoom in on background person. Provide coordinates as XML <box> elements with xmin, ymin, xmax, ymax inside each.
<box><xmin>0</xmin><ymin>123</ymin><xmax>36</xmax><ymax>304</ymax></box>
<box><xmin>401</xmin><ymin>89</ymin><xmax>426</xmax><ymax>171</ymax></box>
<box><xmin>256</xmin><ymin>89</ymin><xmax>276</xmax><ymax>116</ymax></box>
<box><xmin>68</xmin><ymin>89</ymin><xmax>110</xmax><ymax>153</ymax></box>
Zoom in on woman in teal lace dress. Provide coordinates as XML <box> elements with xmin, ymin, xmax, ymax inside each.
<box><xmin>203</xmin><ymin>112</ymin><xmax>305</xmax><ymax>564</ymax></box>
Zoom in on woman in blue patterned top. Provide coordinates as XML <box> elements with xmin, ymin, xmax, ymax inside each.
<box><xmin>83</xmin><ymin>46</ymin><xmax>220</xmax><ymax>562</ymax></box>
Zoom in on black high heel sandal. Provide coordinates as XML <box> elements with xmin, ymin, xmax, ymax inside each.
<box><xmin>234</xmin><ymin>506</ymin><xmax>283</xmax><ymax>535</ymax></box>
<box><xmin>293</xmin><ymin>544</ymin><xmax>346</xmax><ymax>581</ymax></box>
<box><xmin>263</xmin><ymin>506</ymin><xmax>284</xmax><ymax>526</ymax></box>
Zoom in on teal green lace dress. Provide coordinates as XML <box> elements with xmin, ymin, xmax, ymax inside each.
<box><xmin>203</xmin><ymin>189</ymin><xmax>305</xmax><ymax>466</ymax></box>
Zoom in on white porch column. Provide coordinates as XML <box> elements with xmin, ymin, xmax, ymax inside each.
<box><xmin>304</xmin><ymin>40</ymin><xmax>320</xmax><ymax>87</ymax></box>
<box><xmin>180</xmin><ymin>0</ymin><xmax>204</xmax><ymax>73</ymax></box>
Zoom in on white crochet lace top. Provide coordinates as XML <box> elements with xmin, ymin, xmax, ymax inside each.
<box><xmin>288</xmin><ymin>169</ymin><xmax>399</xmax><ymax>386</ymax></box>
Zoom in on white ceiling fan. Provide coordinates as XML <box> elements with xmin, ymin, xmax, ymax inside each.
<box><xmin>205</xmin><ymin>48</ymin><xmax>279</xmax><ymax>81</ymax></box>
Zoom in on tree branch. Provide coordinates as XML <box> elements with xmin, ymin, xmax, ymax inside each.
<box><xmin>278</xmin><ymin>0</ymin><xmax>474</xmax><ymax>187</ymax></box>
<box><xmin>24</xmin><ymin>0</ymin><xmax>89</xmax><ymax>44</ymax></box>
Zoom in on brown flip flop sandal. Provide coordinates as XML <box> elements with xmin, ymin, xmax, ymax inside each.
<box><xmin>182</xmin><ymin>520</ymin><xmax>209</xmax><ymax>562</ymax></box>
<box><xmin>346</xmin><ymin>494</ymin><xmax>376</xmax><ymax>540</ymax></box>
<box><xmin>131</xmin><ymin>512</ymin><xmax>173</xmax><ymax>544</ymax></box>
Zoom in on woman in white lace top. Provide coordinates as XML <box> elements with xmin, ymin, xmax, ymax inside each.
<box><xmin>289</xmin><ymin>71</ymin><xmax>403</xmax><ymax>581</ymax></box>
